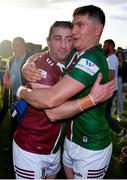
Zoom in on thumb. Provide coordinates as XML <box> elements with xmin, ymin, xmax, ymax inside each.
<box><xmin>31</xmin><ymin>62</ymin><xmax>36</xmax><ymax>67</ymax></box>
<box><xmin>94</xmin><ymin>73</ymin><xmax>102</xmax><ymax>86</ymax></box>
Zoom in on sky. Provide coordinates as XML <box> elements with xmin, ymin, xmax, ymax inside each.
<box><xmin>0</xmin><ymin>0</ymin><xmax>127</xmax><ymax>48</ymax></box>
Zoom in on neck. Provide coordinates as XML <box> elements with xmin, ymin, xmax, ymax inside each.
<box><xmin>14</xmin><ymin>51</ymin><xmax>26</xmax><ymax>59</ymax></box>
<box><xmin>78</xmin><ymin>43</ymin><xmax>99</xmax><ymax>55</ymax></box>
<box><xmin>108</xmin><ymin>50</ymin><xmax>115</xmax><ymax>56</ymax></box>
<box><xmin>78</xmin><ymin>38</ymin><xmax>100</xmax><ymax>55</ymax></box>
<box><xmin>49</xmin><ymin>53</ymin><xmax>65</xmax><ymax>65</ymax></box>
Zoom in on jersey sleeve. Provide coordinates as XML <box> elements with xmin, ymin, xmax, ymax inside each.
<box><xmin>34</xmin><ymin>55</ymin><xmax>63</xmax><ymax>87</ymax></box>
<box><xmin>107</xmin><ymin>56</ymin><xmax>116</xmax><ymax>70</ymax></box>
<box><xmin>68</xmin><ymin>56</ymin><xmax>100</xmax><ymax>87</ymax></box>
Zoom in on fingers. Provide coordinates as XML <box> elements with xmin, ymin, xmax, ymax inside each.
<box><xmin>103</xmin><ymin>79</ymin><xmax>115</xmax><ymax>93</ymax></box>
<box><xmin>107</xmin><ymin>80</ymin><xmax>115</xmax><ymax>93</ymax></box>
<box><xmin>89</xmin><ymin>73</ymin><xmax>102</xmax><ymax>96</ymax></box>
<box><xmin>104</xmin><ymin>80</ymin><xmax>115</xmax><ymax>99</ymax></box>
<box><xmin>22</xmin><ymin>62</ymin><xmax>42</xmax><ymax>82</ymax></box>
<box><xmin>30</xmin><ymin>62</ymin><xmax>36</xmax><ymax>69</ymax></box>
<box><xmin>108</xmin><ymin>80</ymin><xmax>115</xmax><ymax>94</ymax></box>
<box><xmin>107</xmin><ymin>79</ymin><xmax>115</xmax><ymax>87</ymax></box>
<box><xmin>25</xmin><ymin>70</ymin><xmax>42</xmax><ymax>82</ymax></box>
<box><xmin>88</xmin><ymin>74</ymin><xmax>115</xmax><ymax>105</ymax></box>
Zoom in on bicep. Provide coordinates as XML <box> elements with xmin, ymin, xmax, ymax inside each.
<box><xmin>48</xmin><ymin>74</ymin><xmax>85</xmax><ymax>105</ymax></box>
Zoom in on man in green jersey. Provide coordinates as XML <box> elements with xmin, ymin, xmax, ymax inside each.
<box><xmin>17</xmin><ymin>5</ymin><xmax>114</xmax><ymax>179</ymax></box>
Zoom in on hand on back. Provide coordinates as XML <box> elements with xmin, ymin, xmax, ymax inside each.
<box><xmin>22</xmin><ymin>54</ymin><xmax>42</xmax><ymax>82</ymax></box>
<box><xmin>90</xmin><ymin>73</ymin><xmax>115</xmax><ymax>105</ymax></box>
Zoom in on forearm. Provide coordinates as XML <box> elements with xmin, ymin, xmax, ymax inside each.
<box><xmin>18</xmin><ymin>73</ymin><xmax>115</xmax><ymax>113</ymax></box>
<box><xmin>18</xmin><ymin>75</ymin><xmax>85</xmax><ymax>109</ymax></box>
<box><xmin>19</xmin><ymin>85</ymin><xmax>69</xmax><ymax>109</ymax></box>
<box><xmin>19</xmin><ymin>87</ymin><xmax>52</xmax><ymax>108</ymax></box>
<box><xmin>45</xmin><ymin>100</ymin><xmax>80</xmax><ymax>121</ymax></box>
<box><xmin>45</xmin><ymin>95</ymin><xmax>94</xmax><ymax>122</ymax></box>
<box><xmin>26</xmin><ymin>99</ymin><xmax>43</xmax><ymax>109</ymax></box>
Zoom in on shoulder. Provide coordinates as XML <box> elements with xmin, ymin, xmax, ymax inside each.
<box><xmin>108</xmin><ymin>54</ymin><xmax>118</xmax><ymax>65</ymax></box>
<box><xmin>34</xmin><ymin>51</ymin><xmax>49</xmax><ymax>61</ymax></box>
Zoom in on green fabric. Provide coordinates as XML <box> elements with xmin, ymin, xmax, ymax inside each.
<box><xmin>66</xmin><ymin>46</ymin><xmax>112</xmax><ymax>150</ymax></box>
<box><xmin>52</xmin><ymin>121</ymin><xmax>67</xmax><ymax>153</ymax></box>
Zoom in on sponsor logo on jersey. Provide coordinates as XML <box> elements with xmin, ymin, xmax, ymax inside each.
<box><xmin>75</xmin><ymin>58</ymin><xmax>99</xmax><ymax>76</ymax></box>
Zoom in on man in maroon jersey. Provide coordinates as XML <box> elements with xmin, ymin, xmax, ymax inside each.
<box><xmin>13</xmin><ymin>21</ymin><xmax>74</xmax><ymax>179</ymax></box>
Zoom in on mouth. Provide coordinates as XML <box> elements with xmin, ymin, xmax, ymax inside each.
<box><xmin>59</xmin><ymin>51</ymin><xmax>66</xmax><ymax>54</ymax></box>
<box><xmin>74</xmin><ymin>38</ymin><xmax>79</xmax><ymax>42</ymax></box>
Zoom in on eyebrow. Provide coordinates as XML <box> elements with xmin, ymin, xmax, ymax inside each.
<box><xmin>53</xmin><ymin>35</ymin><xmax>72</xmax><ymax>38</ymax></box>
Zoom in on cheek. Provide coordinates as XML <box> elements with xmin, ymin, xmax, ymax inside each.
<box><xmin>64</xmin><ymin>51</ymin><xmax>71</xmax><ymax>58</ymax></box>
<box><xmin>49</xmin><ymin>44</ymin><xmax>58</xmax><ymax>55</ymax></box>
<box><xmin>50</xmin><ymin>43</ymin><xmax>58</xmax><ymax>52</ymax></box>
<box><xmin>67</xmin><ymin>44</ymin><xmax>73</xmax><ymax>51</ymax></box>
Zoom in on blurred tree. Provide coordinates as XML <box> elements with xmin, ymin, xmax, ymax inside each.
<box><xmin>0</xmin><ymin>40</ymin><xmax>12</xmax><ymax>58</ymax></box>
<box><xmin>42</xmin><ymin>46</ymin><xmax>48</xmax><ymax>52</ymax></box>
<box><xmin>26</xmin><ymin>43</ymin><xmax>42</xmax><ymax>55</ymax></box>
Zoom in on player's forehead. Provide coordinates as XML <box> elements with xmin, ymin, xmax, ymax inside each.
<box><xmin>13</xmin><ymin>40</ymin><xmax>24</xmax><ymax>47</ymax></box>
<box><xmin>51</xmin><ymin>26</ymin><xmax>72</xmax><ymax>38</ymax></box>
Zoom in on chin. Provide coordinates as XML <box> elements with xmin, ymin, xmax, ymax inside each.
<box><xmin>74</xmin><ymin>46</ymin><xmax>80</xmax><ymax>51</ymax></box>
<box><xmin>74</xmin><ymin>43</ymin><xmax>79</xmax><ymax>50</ymax></box>
<box><xmin>59</xmin><ymin>55</ymin><xmax>66</xmax><ymax>60</ymax></box>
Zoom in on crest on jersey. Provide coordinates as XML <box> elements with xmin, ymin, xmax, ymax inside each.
<box><xmin>75</xmin><ymin>58</ymin><xmax>99</xmax><ymax>76</ymax></box>
<box><xmin>41</xmin><ymin>70</ymin><xmax>47</xmax><ymax>78</ymax></box>
<box><xmin>57</xmin><ymin>63</ymin><xmax>65</xmax><ymax>72</ymax></box>
<box><xmin>83</xmin><ymin>136</ymin><xmax>88</xmax><ymax>143</ymax></box>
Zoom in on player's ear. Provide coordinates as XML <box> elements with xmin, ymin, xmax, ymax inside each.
<box><xmin>46</xmin><ymin>37</ymin><xmax>49</xmax><ymax>44</ymax></box>
<box><xmin>46</xmin><ymin>37</ymin><xmax>50</xmax><ymax>47</ymax></box>
<box><xmin>95</xmin><ymin>24</ymin><xmax>103</xmax><ymax>35</ymax></box>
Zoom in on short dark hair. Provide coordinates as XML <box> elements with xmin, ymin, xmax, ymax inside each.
<box><xmin>116</xmin><ymin>51</ymin><xmax>125</xmax><ymax>60</ymax></box>
<box><xmin>48</xmin><ymin>21</ymin><xmax>73</xmax><ymax>39</ymax></box>
<box><xmin>73</xmin><ymin>5</ymin><xmax>105</xmax><ymax>26</ymax></box>
<box><xmin>13</xmin><ymin>37</ymin><xmax>26</xmax><ymax>44</ymax></box>
<box><xmin>104</xmin><ymin>39</ymin><xmax>115</xmax><ymax>48</ymax></box>
<box><xmin>117</xmin><ymin>47</ymin><xmax>123</xmax><ymax>51</ymax></box>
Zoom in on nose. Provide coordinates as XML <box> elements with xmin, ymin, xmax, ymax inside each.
<box><xmin>72</xmin><ymin>25</ymin><xmax>77</xmax><ymax>35</ymax></box>
<box><xmin>61</xmin><ymin>40</ymin><xmax>66</xmax><ymax>49</ymax></box>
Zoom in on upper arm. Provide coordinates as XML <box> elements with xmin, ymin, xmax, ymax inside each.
<box><xmin>109</xmin><ymin>70</ymin><xmax>115</xmax><ymax>80</ymax></box>
<box><xmin>107</xmin><ymin>57</ymin><xmax>117</xmax><ymax>80</ymax></box>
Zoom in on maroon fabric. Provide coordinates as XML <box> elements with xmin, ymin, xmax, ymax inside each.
<box><xmin>66</xmin><ymin>53</ymin><xmax>77</xmax><ymax>73</ymax></box>
<box><xmin>14</xmin><ymin>51</ymin><xmax>64</xmax><ymax>154</ymax></box>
